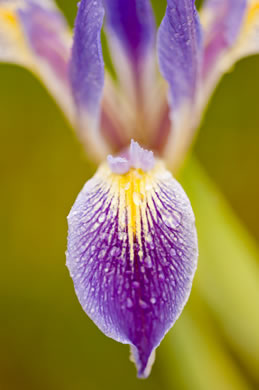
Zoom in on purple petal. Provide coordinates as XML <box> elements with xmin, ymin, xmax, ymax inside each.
<box><xmin>69</xmin><ymin>0</ymin><xmax>110</xmax><ymax>160</ymax></box>
<box><xmin>103</xmin><ymin>0</ymin><xmax>157</xmax><ymax>108</ymax></box>
<box><xmin>202</xmin><ymin>0</ymin><xmax>247</xmax><ymax>78</ymax></box>
<box><xmin>70</xmin><ymin>0</ymin><xmax>104</xmax><ymax>119</ymax></box>
<box><xmin>157</xmin><ymin>0</ymin><xmax>203</xmax><ymax>108</ymax></box>
<box><xmin>103</xmin><ymin>0</ymin><xmax>155</xmax><ymax>69</ymax></box>
<box><xmin>66</xmin><ymin>159</ymin><xmax>198</xmax><ymax>378</ymax></box>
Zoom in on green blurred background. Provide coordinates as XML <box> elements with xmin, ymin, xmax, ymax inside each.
<box><xmin>0</xmin><ymin>1</ymin><xmax>258</xmax><ymax>389</ymax></box>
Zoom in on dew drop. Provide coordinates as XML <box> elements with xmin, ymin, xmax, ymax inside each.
<box><xmin>133</xmin><ymin>192</ymin><xmax>142</xmax><ymax>206</ymax></box>
<box><xmin>110</xmin><ymin>246</ymin><xmax>120</xmax><ymax>257</ymax></box>
<box><xmin>139</xmin><ymin>299</ymin><xmax>148</xmax><ymax>309</ymax></box>
<box><xmin>170</xmin><ymin>248</ymin><xmax>176</xmax><ymax>256</ymax></box>
<box><xmin>126</xmin><ymin>297</ymin><xmax>133</xmax><ymax>308</ymax></box>
<box><xmin>144</xmin><ymin>255</ymin><xmax>152</xmax><ymax>268</ymax></box>
<box><xmin>98</xmin><ymin>213</ymin><xmax>105</xmax><ymax>223</ymax></box>
<box><xmin>132</xmin><ymin>281</ymin><xmax>140</xmax><ymax>289</ymax></box>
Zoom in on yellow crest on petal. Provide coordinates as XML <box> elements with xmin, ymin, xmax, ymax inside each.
<box><xmin>94</xmin><ymin>161</ymin><xmax>170</xmax><ymax>264</ymax></box>
<box><xmin>0</xmin><ymin>9</ymin><xmax>18</xmax><ymax>26</ymax></box>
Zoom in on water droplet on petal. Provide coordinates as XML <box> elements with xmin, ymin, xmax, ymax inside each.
<box><xmin>139</xmin><ymin>299</ymin><xmax>148</xmax><ymax>309</ymax></box>
<box><xmin>144</xmin><ymin>255</ymin><xmax>152</xmax><ymax>268</ymax></box>
<box><xmin>126</xmin><ymin>297</ymin><xmax>133</xmax><ymax>308</ymax></box>
<box><xmin>98</xmin><ymin>214</ymin><xmax>105</xmax><ymax>223</ymax></box>
<box><xmin>133</xmin><ymin>192</ymin><xmax>142</xmax><ymax>206</ymax></box>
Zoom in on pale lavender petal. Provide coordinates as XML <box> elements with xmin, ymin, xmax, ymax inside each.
<box><xmin>200</xmin><ymin>0</ymin><xmax>259</xmax><ymax>105</ymax></box>
<box><xmin>107</xmin><ymin>140</ymin><xmax>155</xmax><ymax>175</ymax></box>
<box><xmin>129</xmin><ymin>140</ymin><xmax>155</xmax><ymax>172</ymax></box>
<box><xmin>0</xmin><ymin>0</ymin><xmax>74</xmax><ymax>123</ymax></box>
<box><xmin>18</xmin><ymin>3</ymin><xmax>69</xmax><ymax>82</ymax></box>
<box><xmin>107</xmin><ymin>155</ymin><xmax>130</xmax><ymax>175</ymax></box>
<box><xmin>157</xmin><ymin>0</ymin><xmax>203</xmax><ymax>108</ymax></box>
<box><xmin>69</xmin><ymin>0</ymin><xmax>109</xmax><ymax>160</ymax></box>
<box><xmin>202</xmin><ymin>0</ymin><xmax>247</xmax><ymax>78</ymax></box>
<box><xmin>66</xmin><ymin>160</ymin><xmax>198</xmax><ymax>378</ymax></box>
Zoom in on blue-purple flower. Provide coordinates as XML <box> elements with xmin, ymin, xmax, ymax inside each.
<box><xmin>1</xmin><ymin>0</ymin><xmax>259</xmax><ymax>378</ymax></box>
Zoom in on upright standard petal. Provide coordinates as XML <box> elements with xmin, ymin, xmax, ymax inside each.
<box><xmin>157</xmin><ymin>0</ymin><xmax>203</xmax><ymax>168</ymax></box>
<box><xmin>0</xmin><ymin>0</ymin><xmax>74</xmax><ymax>122</ymax></box>
<box><xmin>67</xmin><ymin>142</ymin><xmax>198</xmax><ymax>378</ymax></box>
<box><xmin>69</xmin><ymin>0</ymin><xmax>109</xmax><ymax>161</ymax></box>
<box><xmin>103</xmin><ymin>0</ymin><xmax>157</xmax><ymax>115</ymax></box>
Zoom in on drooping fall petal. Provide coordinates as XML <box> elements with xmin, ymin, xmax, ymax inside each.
<box><xmin>66</xmin><ymin>142</ymin><xmax>198</xmax><ymax>378</ymax></box>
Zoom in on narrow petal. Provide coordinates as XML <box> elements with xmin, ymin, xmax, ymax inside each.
<box><xmin>103</xmin><ymin>0</ymin><xmax>157</xmax><ymax>117</ymax></box>
<box><xmin>157</xmin><ymin>0</ymin><xmax>202</xmax><ymax>108</ymax></box>
<box><xmin>0</xmin><ymin>0</ymin><xmax>74</xmax><ymax>122</ymax></box>
<box><xmin>69</xmin><ymin>0</ymin><xmax>110</xmax><ymax>161</ymax></box>
<box><xmin>157</xmin><ymin>0</ymin><xmax>203</xmax><ymax>168</ymax></box>
<box><xmin>66</xmin><ymin>144</ymin><xmax>198</xmax><ymax>378</ymax></box>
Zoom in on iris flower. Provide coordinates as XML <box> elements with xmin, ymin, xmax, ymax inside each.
<box><xmin>1</xmin><ymin>0</ymin><xmax>259</xmax><ymax>378</ymax></box>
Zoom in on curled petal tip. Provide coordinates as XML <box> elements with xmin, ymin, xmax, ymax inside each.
<box><xmin>130</xmin><ymin>346</ymin><xmax>156</xmax><ymax>379</ymax></box>
<box><xmin>67</xmin><ymin>157</ymin><xmax>198</xmax><ymax>377</ymax></box>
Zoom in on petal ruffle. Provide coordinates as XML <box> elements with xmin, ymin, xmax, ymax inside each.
<box><xmin>157</xmin><ymin>0</ymin><xmax>203</xmax><ymax>168</ymax></box>
<box><xmin>66</xmin><ymin>157</ymin><xmax>198</xmax><ymax>378</ymax></box>
<box><xmin>0</xmin><ymin>0</ymin><xmax>74</xmax><ymax>122</ymax></box>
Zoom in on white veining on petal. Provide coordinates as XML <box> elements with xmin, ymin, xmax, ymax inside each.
<box><xmin>66</xmin><ymin>157</ymin><xmax>198</xmax><ymax>377</ymax></box>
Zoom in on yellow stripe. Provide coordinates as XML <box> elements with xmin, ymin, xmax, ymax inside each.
<box><xmin>95</xmin><ymin>161</ymin><xmax>166</xmax><ymax>266</ymax></box>
<box><xmin>246</xmin><ymin>2</ymin><xmax>259</xmax><ymax>25</ymax></box>
<box><xmin>0</xmin><ymin>10</ymin><xmax>17</xmax><ymax>26</ymax></box>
